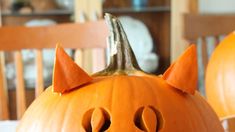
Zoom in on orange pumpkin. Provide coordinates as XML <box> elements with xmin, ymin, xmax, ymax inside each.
<box><xmin>17</xmin><ymin>14</ymin><xmax>223</xmax><ymax>132</ymax></box>
<box><xmin>206</xmin><ymin>32</ymin><xmax>235</xmax><ymax>118</ymax></box>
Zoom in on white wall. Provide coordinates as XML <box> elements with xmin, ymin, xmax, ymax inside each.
<box><xmin>199</xmin><ymin>0</ymin><xmax>235</xmax><ymax>14</ymax></box>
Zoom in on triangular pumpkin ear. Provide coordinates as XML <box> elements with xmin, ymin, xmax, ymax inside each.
<box><xmin>53</xmin><ymin>44</ymin><xmax>92</xmax><ymax>93</ymax></box>
<box><xmin>163</xmin><ymin>44</ymin><xmax>198</xmax><ymax>94</ymax></box>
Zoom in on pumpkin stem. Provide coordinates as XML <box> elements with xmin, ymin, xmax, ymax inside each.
<box><xmin>93</xmin><ymin>13</ymin><xmax>143</xmax><ymax>76</ymax></box>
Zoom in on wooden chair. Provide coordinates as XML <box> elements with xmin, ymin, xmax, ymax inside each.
<box><xmin>0</xmin><ymin>21</ymin><xmax>108</xmax><ymax>120</ymax></box>
<box><xmin>183</xmin><ymin>14</ymin><xmax>235</xmax><ymax>95</ymax></box>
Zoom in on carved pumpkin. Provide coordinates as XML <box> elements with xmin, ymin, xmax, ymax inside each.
<box><xmin>206</xmin><ymin>32</ymin><xmax>235</xmax><ymax>118</ymax></box>
<box><xmin>17</xmin><ymin>14</ymin><xmax>223</xmax><ymax>132</ymax></box>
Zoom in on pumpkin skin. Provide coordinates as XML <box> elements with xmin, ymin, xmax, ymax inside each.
<box><xmin>18</xmin><ymin>76</ymin><xmax>222</xmax><ymax>132</ymax></box>
<box><xmin>206</xmin><ymin>32</ymin><xmax>235</xmax><ymax>117</ymax></box>
<box><xmin>17</xmin><ymin>14</ymin><xmax>223</xmax><ymax>132</ymax></box>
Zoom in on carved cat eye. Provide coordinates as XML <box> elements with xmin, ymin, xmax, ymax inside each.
<box><xmin>134</xmin><ymin>106</ymin><xmax>163</xmax><ymax>132</ymax></box>
<box><xmin>82</xmin><ymin>108</ymin><xmax>111</xmax><ymax>132</ymax></box>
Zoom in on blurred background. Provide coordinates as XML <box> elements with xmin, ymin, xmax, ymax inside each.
<box><xmin>0</xmin><ymin>0</ymin><xmax>235</xmax><ymax>130</ymax></box>
<box><xmin>0</xmin><ymin>0</ymin><xmax>235</xmax><ymax>131</ymax></box>
<box><xmin>1</xmin><ymin>0</ymin><xmax>235</xmax><ymax>92</ymax></box>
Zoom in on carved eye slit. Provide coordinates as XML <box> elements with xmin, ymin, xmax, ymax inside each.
<box><xmin>134</xmin><ymin>106</ymin><xmax>163</xmax><ymax>132</ymax></box>
<box><xmin>82</xmin><ymin>108</ymin><xmax>111</xmax><ymax>132</ymax></box>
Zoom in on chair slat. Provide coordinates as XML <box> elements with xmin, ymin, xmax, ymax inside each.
<box><xmin>14</xmin><ymin>51</ymin><xmax>26</xmax><ymax>119</ymax></box>
<box><xmin>201</xmin><ymin>37</ymin><xmax>208</xmax><ymax>71</ymax></box>
<box><xmin>85</xmin><ymin>0</ymin><xmax>103</xmax><ymax>74</ymax></box>
<box><xmin>83</xmin><ymin>49</ymin><xmax>93</xmax><ymax>74</ymax></box>
<box><xmin>184</xmin><ymin>14</ymin><xmax>235</xmax><ymax>40</ymax></box>
<box><xmin>35</xmin><ymin>50</ymin><xmax>44</xmax><ymax>98</ymax></box>
<box><xmin>75</xmin><ymin>0</ymin><xmax>88</xmax><ymax>23</ymax></box>
<box><xmin>74</xmin><ymin>49</ymin><xmax>83</xmax><ymax>67</ymax></box>
<box><xmin>0</xmin><ymin>52</ymin><xmax>9</xmax><ymax>120</ymax></box>
<box><xmin>74</xmin><ymin>0</ymin><xmax>89</xmax><ymax>73</ymax></box>
<box><xmin>87</xmin><ymin>0</ymin><xmax>102</xmax><ymax>20</ymax></box>
<box><xmin>214</xmin><ymin>36</ymin><xmax>220</xmax><ymax>47</ymax></box>
<box><xmin>92</xmin><ymin>48</ymin><xmax>106</xmax><ymax>73</ymax></box>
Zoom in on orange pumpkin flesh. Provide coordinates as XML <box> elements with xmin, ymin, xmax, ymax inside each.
<box><xmin>163</xmin><ymin>45</ymin><xmax>197</xmax><ymax>94</ymax></box>
<box><xmin>53</xmin><ymin>44</ymin><xmax>92</xmax><ymax>93</ymax></box>
<box><xmin>17</xmin><ymin>76</ymin><xmax>223</xmax><ymax>132</ymax></box>
<box><xmin>17</xmin><ymin>14</ymin><xmax>223</xmax><ymax>132</ymax></box>
<box><xmin>206</xmin><ymin>32</ymin><xmax>235</xmax><ymax>117</ymax></box>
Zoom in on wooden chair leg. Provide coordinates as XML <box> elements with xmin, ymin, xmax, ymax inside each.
<box><xmin>201</xmin><ymin>37</ymin><xmax>208</xmax><ymax>71</ymax></box>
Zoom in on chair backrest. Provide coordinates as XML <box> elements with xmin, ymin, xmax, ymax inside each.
<box><xmin>0</xmin><ymin>21</ymin><xmax>109</xmax><ymax>120</ymax></box>
<box><xmin>183</xmin><ymin>14</ymin><xmax>235</xmax><ymax>94</ymax></box>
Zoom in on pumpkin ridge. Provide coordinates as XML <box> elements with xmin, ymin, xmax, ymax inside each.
<box><xmin>221</xmin><ymin>65</ymin><xmax>230</xmax><ymax>115</ymax></box>
<box><xmin>141</xmin><ymin>77</ymin><xmax>163</xmax><ymax>130</ymax></box>
<box><xmin>109</xmin><ymin>76</ymin><xmax>116</xmax><ymax>113</ymax></box>
<box><xmin>128</xmin><ymin>77</ymin><xmax>136</xmax><ymax>123</ymax></box>
<box><xmin>60</xmin><ymin>90</ymin><xmax>81</xmax><ymax>131</ymax></box>
<box><xmin>190</xmin><ymin>94</ymin><xmax>211</xmax><ymax>131</ymax></box>
<box><xmin>141</xmin><ymin>76</ymin><xmax>160</xmax><ymax>106</ymax></box>
<box><xmin>183</xmin><ymin>94</ymin><xmax>204</xmax><ymax>130</ymax></box>
<box><xmin>128</xmin><ymin>77</ymin><xmax>140</xmax><ymax>130</ymax></box>
<box><xmin>196</xmin><ymin>93</ymin><xmax>222</xmax><ymax>130</ymax></box>
<box><xmin>30</xmin><ymin>93</ymin><xmax>58</xmax><ymax>131</ymax></box>
<box><xmin>38</xmin><ymin>90</ymin><xmax>61</xmax><ymax>131</ymax></box>
<box><xmin>46</xmin><ymin>96</ymin><xmax>68</xmax><ymax>131</ymax></box>
<box><xmin>110</xmin><ymin>76</ymin><xmax>123</xmax><ymax>129</ymax></box>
